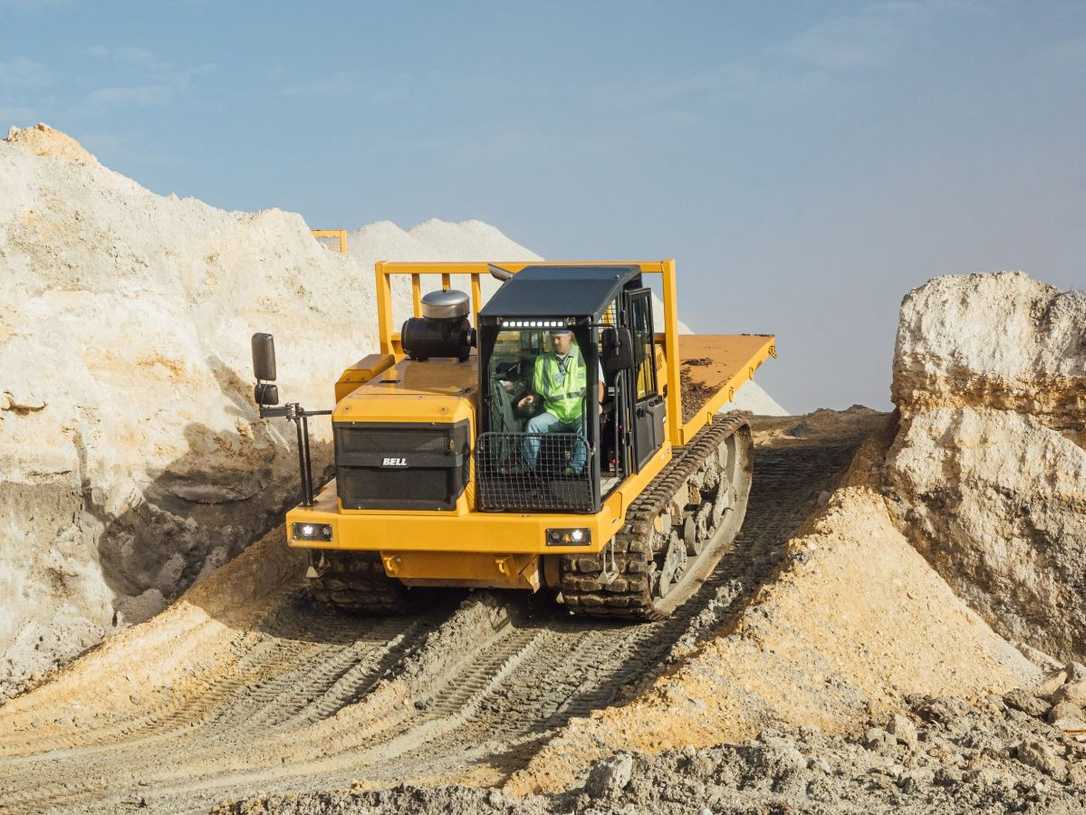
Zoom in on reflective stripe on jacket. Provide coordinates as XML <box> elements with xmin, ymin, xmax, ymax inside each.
<box><xmin>532</xmin><ymin>350</ymin><xmax>587</xmax><ymax>424</ymax></box>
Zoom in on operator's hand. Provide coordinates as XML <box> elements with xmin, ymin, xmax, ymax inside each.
<box><xmin>517</xmin><ymin>394</ymin><xmax>538</xmax><ymax>411</ymax></box>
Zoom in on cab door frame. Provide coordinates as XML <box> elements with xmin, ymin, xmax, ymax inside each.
<box><xmin>623</xmin><ymin>288</ymin><xmax>666</xmax><ymax>472</ymax></box>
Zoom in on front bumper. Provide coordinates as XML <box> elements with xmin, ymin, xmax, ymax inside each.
<box><xmin>285</xmin><ymin>478</ymin><xmax>624</xmax><ymax>556</ymax></box>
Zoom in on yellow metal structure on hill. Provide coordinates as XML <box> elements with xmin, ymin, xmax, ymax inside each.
<box><xmin>310</xmin><ymin>228</ymin><xmax>349</xmax><ymax>254</ymax></box>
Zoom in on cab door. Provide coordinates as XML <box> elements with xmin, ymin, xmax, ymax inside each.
<box><xmin>624</xmin><ymin>288</ymin><xmax>665</xmax><ymax>471</ymax></box>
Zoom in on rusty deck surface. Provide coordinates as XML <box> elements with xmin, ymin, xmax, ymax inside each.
<box><xmin>675</xmin><ymin>334</ymin><xmax>776</xmax><ymax>428</ymax></box>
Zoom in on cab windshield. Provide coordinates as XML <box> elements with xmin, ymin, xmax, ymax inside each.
<box><xmin>487</xmin><ymin>328</ymin><xmax>588</xmax><ymax>434</ymax></box>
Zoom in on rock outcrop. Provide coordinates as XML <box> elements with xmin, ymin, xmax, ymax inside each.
<box><xmin>886</xmin><ymin>272</ymin><xmax>1086</xmax><ymax>661</ymax></box>
<box><xmin>891</xmin><ymin>271</ymin><xmax>1085</xmax><ymax>430</ymax></box>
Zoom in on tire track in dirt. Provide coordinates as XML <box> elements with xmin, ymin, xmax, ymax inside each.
<box><xmin>334</xmin><ymin>437</ymin><xmax>860</xmax><ymax>790</ymax></box>
<box><xmin>0</xmin><ymin>600</ymin><xmax>444</xmax><ymax>814</ymax></box>
<box><xmin>0</xmin><ymin>421</ymin><xmax>869</xmax><ymax>814</ymax></box>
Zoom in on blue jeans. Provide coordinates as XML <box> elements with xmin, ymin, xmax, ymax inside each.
<box><xmin>522</xmin><ymin>411</ymin><xmax>587</xmax><ymax>473</ymax></box>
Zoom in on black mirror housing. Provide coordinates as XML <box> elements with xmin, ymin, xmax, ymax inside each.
<box><xmin>601</xmin><ymin>326</ymin><xmax>636</xmax><ymax>372</ymax></box>
<box><xmin>254</xmin><ymin>382</ymin><xmax>279</xmax><ymax>407</ymax></box>
<box><xmin>251</xmin><ymin>332</ymin><xmax>277</xmax><ymax>381</ymax></box>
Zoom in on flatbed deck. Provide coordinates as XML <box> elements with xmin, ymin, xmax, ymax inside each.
<box><xmin>672</xmin><ymin>334</ymin><xmax>776</xmax><ymax>437</ymax></box>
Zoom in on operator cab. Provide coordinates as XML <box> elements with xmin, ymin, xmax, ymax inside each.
<box><xmin>476</xmin><ymin>265</ymin><xmax>666</xmax><ymax>514</ymax></box>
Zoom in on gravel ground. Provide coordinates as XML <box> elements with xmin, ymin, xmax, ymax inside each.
<box><xmin>220</xmin><ymin>686</ymin><xmax>1086</xmax><ymax>815</ymax></box>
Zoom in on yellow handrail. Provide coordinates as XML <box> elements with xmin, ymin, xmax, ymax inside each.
<box><xmin>311</xmin><ymin>229</ymin><xmax>349</xmax><ymax>254</ymax></box>
<box><xmin>372</xmin><ymin>260</ymin><xmax>695</xmax><ymax>445</ymax></box>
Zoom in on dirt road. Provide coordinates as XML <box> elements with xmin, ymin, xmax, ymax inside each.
<box><xmin>0</xmin><ymin>413</ymin><xmax>873</xmax><ymax>814</ymax></box>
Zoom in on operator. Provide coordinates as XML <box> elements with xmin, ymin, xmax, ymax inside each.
<box><xmin>517</xmin><ymin>329</ymin><xmax>605</xmax><ymax>475</ymax></box>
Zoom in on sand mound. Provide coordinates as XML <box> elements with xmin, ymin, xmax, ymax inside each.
<box><xmin>0</xmin><ymin>126</ymin><xmax>533</xmax><ymax>700</ymax></box>
<box><xmin>349</xmin><ymin>218</ymin><xmax>541</xmax><ymax>271</ymax></box>
<box><xmin>346</xmin><ymin>218</ymin><xmax>531</xmax><ymax>313</ymax></box>
<box><xmin>507</xmin><ymin>416</ymin><xmax>1037</xmax><ymax>795</ymax></box>
<box><xmin>886</xmin><ymin>272</ymin><xmax>1086</xmax><ymax>662</ymax></box>
<box><xmin>725</xmin><ymin>379</ymin><xmax>788</xmax><ymax>415</ymax></box>
<box><xmin>4</xmin><ymin>123</ymin><xmax>98</xmax><ymax>165</ymax></box>
<box><xmin>2</xmin><ymin>126</ymin><xmax>357</xmax><ymax>700</ymax></box>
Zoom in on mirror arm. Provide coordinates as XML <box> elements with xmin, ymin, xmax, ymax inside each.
<box><xmin>259</xmin><ymin>403</ymin><xmax>334</xmax><ymax>506</ymax></box>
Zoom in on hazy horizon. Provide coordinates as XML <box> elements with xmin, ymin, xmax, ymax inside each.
<box><xmin>2</xmin><ymin>1</ymin><xmax>1083</xmax><ymax>412</ymax></box>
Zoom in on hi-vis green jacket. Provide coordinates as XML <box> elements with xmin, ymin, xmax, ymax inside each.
<box><xmin>532</xmin><ymin>349</ymin><xmax>587</xmax><ymax>424</ymax></box>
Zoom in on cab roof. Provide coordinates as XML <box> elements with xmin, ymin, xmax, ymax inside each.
<box><xmin>478</xmin><ymin>265</ymin><xmax>641</xmax><ymax>319</ymax></box>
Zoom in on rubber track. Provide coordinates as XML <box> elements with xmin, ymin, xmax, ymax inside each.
<box><xmin>309</xmin><ymin>552</ymin><xmax>410</xmax><ymax>614</ymax></box>
<box><xmin>559</xmin><ymin>412</ymin><xmax>751</xmax><ymax>620</ymax></box>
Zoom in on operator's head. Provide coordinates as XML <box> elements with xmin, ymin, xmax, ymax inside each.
<box><xmin>550</xmin><ymin>329</ymin><xmax>574</xmax><ymax>356</ymax></box>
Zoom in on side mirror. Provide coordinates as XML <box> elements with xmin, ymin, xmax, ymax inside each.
<box><xmin>601</xmin><ymin>326</ymin><xmax>636</xmax><ymax>372</ymax></box>
<box><xmin>251</xmin><ymin>332</ymin><xmax>279</xmax><ymax>406</ymax></box>
<box><xmin>251</xmin><ymin>332</ymin><xmax>277</xmax><ymax>381</ymax></box>
<box><xmin>254</xmin><ymin>382</ymin><xmax>280</xmax><ymax>406</ymax></box>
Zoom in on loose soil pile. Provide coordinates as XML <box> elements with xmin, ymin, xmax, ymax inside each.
<box><xmin>221</xmin><ymin>690</ymin><xmax>1086</xmax><ymax>815</ymax></box>
<box><xmin>505</xmin><ymin>408</ymin><xmax>1037</xmax><ymax>796</ymax></box>
<box><xmin>0</xmin><ymin>126</ymin><xmax>527</xmax><ymax>700</ymax></box>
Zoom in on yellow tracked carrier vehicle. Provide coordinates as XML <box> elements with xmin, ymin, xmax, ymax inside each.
<box><xmin>250</xmin><ymin>260</ymin><xmax>774</xmax><ymax>620</ymax></box>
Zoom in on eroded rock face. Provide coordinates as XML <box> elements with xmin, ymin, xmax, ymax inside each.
<box><xmin>0</xmin><ymin>125</ymin><xmax>541</xmax><ymax>699</ymax></box>
<box><xmin>891</xmin><ymin>272</ymin><xmax>1086</xmax><ymax>429</ymax></box>
<box><xmin>886</xmin><ymin>272</ymin><xmax>1086</xmax><ymax>661</ymax></box>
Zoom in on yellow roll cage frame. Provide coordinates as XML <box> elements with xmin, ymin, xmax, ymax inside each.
<box><xmin>373</xmin><ymin>259</ymin><xmax>742</xmax><ymax>447</ymax></box>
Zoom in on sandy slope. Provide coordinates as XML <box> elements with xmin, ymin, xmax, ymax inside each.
<box><xmin>507</xmin><ymin>412</ymin><xmax>1037</xmax><ymax>795</ymax></box>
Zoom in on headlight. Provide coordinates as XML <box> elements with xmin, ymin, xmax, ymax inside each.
<box><xmin>546</xmin><ymin>528</ymin><xmax>591</xmax><ymax>546</ymax></box>
<box><xmin>293</xmin><ymin>522</ymin><xmax>333</xmax><ymax>541</ymax></box>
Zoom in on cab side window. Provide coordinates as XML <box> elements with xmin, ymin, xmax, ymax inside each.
<box><xmin>629</xmin><ymin>293</ymin><xmax>656</xmax><ymax>401</ymax></box>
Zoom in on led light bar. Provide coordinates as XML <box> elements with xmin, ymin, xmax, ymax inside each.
<box><xmin>500</xmin><ymin>318</ymin><xmax>573</xmax><ymax>328</ymax></box>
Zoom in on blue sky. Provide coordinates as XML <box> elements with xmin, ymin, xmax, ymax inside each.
<box><xmin>2</xmin><ymin>1</ymin><xmax>1084</xmax><ymax>411</ymax></box>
